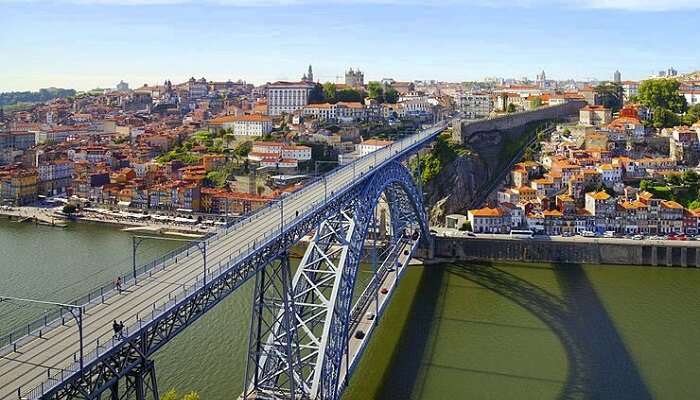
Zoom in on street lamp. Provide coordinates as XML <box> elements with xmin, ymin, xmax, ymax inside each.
<box><xmin>0</xmin><ymin>296</ymin><xmax>85</xmax><ymax>371</ymax></box>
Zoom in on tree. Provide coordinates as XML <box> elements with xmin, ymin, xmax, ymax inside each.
<box><xmin>637</xmin><ymin>79</ymin><xmax>687</xmax><ymax>114</ymax></box>
<box><xmin>683</xmin><ymin>170</ymin><xmax>699</xmax><ymax>185</ymax></box>
<box><xmin>161</xmin><ymin>390</ymin><xmax>178</xmax><ymax>400</ymax></box>
<box><xmin>307</xmin><ymin>83</ymin><xmax>325</xmax><ymax>104</ymax></box>
<box><xmin>459</xmin><ymin>221</ymin><xmax>472</xmax><ymax>231</ymax></box>
<box><xmin>651</xmin><ymin>107</ymin><xmax>681</xmax><ymax>129</ymax></box>
<box><xmin>384</xmin><ymin>87</ymin><xmax>399</xmax><ymax>104</ymax></box>
<box><xmin>257</xmin><ymin>185</ymin><xmax>266</xmax><ymax>196</ymax></box>
<box><xmin>667</xmin><ymin>174</ymin><xmax>682</xmax><ymax>186</ymax></box>
<box><xmin>682</xmin><ymin>104</ymin><xmax>700</xmax><ymax>126</ymax></box>
<box><xmin>335</xmin><ymin>88</ymin><xmax>362</xmax><ymax>103</ymax></box>
<box><xmin>529</xmin><ymin>97</ymin><xmax>543</xmax><ymax>109</ymax></box>
<box><xmin>62</xmin><ymin>204</ymin><xmax>77</xmax><ymax>215</ymax></box>
<box><xmin>639</xmin><ymin>179</ymin><xmax>653</xmax><ymax>192</ymax></box>
<box><xmin>322</xmin><ymin>82</ymin><xmax>337</xmax><ymax>103</ymax></box>
<box><xmin>506</xmin><ymin>103</ymin><xmax>517</xmax><ymax>113</ymax></box>
<box><xmin>233</xmin><ymin>140</ymin><xmax>252</xmax><ymax>158</ymax></box>
<box><xmin>182</xmin><ymin>392</ymin><xmax>200</xmax><ymax>400</ymax></box>
<box><xmin>594</xmin><ymin>82</ymin><xmax>624</xmax><ymax>112</ymax></box>
<box><xmin>366</xmin><ymin>81</ymin><xmax>384</xmax><ymax>102</ymax></box>
<box><xmin>161</xmin><ymin>390</ymin><xmax>200</xmax><ymax>400</ymax></box>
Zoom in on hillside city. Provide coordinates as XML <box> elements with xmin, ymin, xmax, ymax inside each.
<box><xmin>2</xmin><ymin>66</ymin><xmax>700</xmax><ymax>238</ymax></box>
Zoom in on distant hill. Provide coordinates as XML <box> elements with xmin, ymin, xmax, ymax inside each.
<box><xmin>0</xmin><ymin>87</ymin><xmax>76</xmax><ymax>107</ymax></box>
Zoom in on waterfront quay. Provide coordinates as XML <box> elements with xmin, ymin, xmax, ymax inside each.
<box><xmin>431</xmin><ymin>233</ymin><xmax>700</xmax><ymax>267</ymax></box>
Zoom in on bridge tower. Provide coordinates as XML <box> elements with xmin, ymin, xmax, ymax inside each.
<box><xmin>243</xmin><ymin>161</ymin><xmax>430</xmax><ymax>400</ymax></box>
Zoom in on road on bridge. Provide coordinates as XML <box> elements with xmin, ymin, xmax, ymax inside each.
<box><xmin>0</xmin><ymin>122</ymin><xmax>448</xmax><ymax>399</ymax></box>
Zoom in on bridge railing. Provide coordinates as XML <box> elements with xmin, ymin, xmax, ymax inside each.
<box><xmin>15</xmin><ymin>120</ymin><xmax>450</xmax><ymax>398</ymax></box>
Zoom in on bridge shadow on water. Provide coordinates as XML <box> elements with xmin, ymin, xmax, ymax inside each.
<box><xmin>379</xmin><ymin>262</ymin><xmax>652</xmax><ymax>400</ymax></box>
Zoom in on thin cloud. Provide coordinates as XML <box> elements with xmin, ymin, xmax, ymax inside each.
<box><xmin>1</xmin><ymin>0</ymin><xmax>699</xmax><ymax>11</ymax></box>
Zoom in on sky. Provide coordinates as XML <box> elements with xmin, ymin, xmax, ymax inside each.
<box><xmin>0</xmin><ymin>0</ymin><xmax>698</xmax><ymax>92</ymax></box>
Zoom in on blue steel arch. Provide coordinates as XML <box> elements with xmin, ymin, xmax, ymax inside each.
<box><xmin>318</xmin><ymin>160</ymin><xmax>429</xmax><ymax>399</ymax></box>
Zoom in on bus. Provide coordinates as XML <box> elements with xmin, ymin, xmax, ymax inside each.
<box><xmin>510</xmin><ymin>229</ymin><xmax>534</xmax><ymax>239</ymax></box>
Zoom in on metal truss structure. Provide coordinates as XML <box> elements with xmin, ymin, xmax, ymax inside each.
<box><xmin>34</xmin><ymin>160</ymin><xmax>429</xmax><ymax>400</ymax></box>
<box><xmin>244</xmin><ymin>161</ymin><xmax>430</xmax><ymax>400</ymax></box>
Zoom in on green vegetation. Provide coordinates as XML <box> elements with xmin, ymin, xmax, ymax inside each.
<box><xmin>594</xmin><ymin>82</ymin><xmax>624</xmax><ymax>112</ymax></box>
<box><xmin>308</xmin><ymin>83</ymin><xmax>325</xmax><ymax>104</ymax></box>
<box><xmin>502</xmin><ymin>121</ymin><xmax>550</xmax><ymax>162</ymax></box>
<box><xmin>156</xmin><ymin>130</ymin><xmax>230</xmax><ymax>165</ymax></box>
<box><xmin>459</xmin><ymin>221</ymin><xmax>471</xmax><ymax>231</ymax></box>
<box><xmin>366</xmin><ymin>81</ymin><xmax>398</xmax><ymax>104</ymax></box>
<box><xmin>506</xmin><ymin>103</ymin><xmax>517</xmax><ymax>113</ymax></box>
<box><xmin>411</xmin><ymin>131</ymin><xmax>470</xmax><ymax>185</ymax></box>
<box><xmin>651</xmin><ymin>108</ymin><xmax>681</xmax><ymax>129</ymax></box>
<box><xmin>636</xmin><ymin>79</ymin><xmax>687</xmax><ymax>113</ymax></box>
<box><xmin>634</xmin><ymin>79</ymin><xmax>688</xmax><ymax>128</ymax></box>
<box><xmin>0</xmin><ymin>88</ymin><xmax>76</xmax><ymax>107</ymax></box>
<box><xmin>322</xmin><ymin>82</ymin><xmax>337</xmax><ymax>103</ymax></box>
<box><xmin>367</xmin><ymin>81</ymin><xmax>384</xmax><ymax>101</ymax></box>
<box><xmin>62</xmin><ymin>204</ymin><xmax>77</xmax><ymax>215</ymax></box>
<box><xmin>314</xmin><ymin>82</ymin><xmax>363</xmax><ymax>104</ymax></box>
<box><xmin>640</xmin><ymin>170</ymin><xmax>700</xmax><ymax>207</ymax></box>
<box><xmin>682</xmin><ymin>104</ymin><xmax>700</xmax><ymax>126</ymax></box>
<box><xmin>161</xmin><ymin>389</ymin><xmax>200</xmax><ymax>400</ymax></box>
<box><xmin>204</xmin><ymin>161</ymin><xmax>239</xmax><ymax>188</ymax></box>
<box><xmin>233</xmin><ymin>140</ymin><xmax>253</xmax><ymax>159</ymax></box>
<box><xmin>336</xmin><ymin>88</ymin><xmax>363</xmax><ymax>103</ymax></box>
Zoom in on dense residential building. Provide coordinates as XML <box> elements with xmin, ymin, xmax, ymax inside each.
<box><xmin>579</xmin><ymin>105</ymin><xmax>612</xmax><ymax>127</ymax></box>
<box><xmin>266</xmin><ymin>81</ymin><xmax>315</xmax><ymax>116</ymax></box>
<box><xmin>358</xmin><ymin>139</ymin><xmax>393</xmax><ymax>156</ymax></box>
<box><xmin>0</xmin><ymin>167</ymin><xmax>38</xmax><ymax>205</ymax></box>
<box><xmin>208</xmin><ymin>114</ymin><xmax>273</xmax><ymax>136</ymax></box>
<box><xmin>458</xmin><ymin>93</ymin><xmax>493</xmax><ymax>119</ymax></box>
<box><xmin>37</xmin><ymin>160</ymin><xmax>73</xmax><ymax>196</ymax></box>
<box><xmin>668</xmin><ymin>126</ymin><xmax>700</xmax><ymax>165</ymax></box>
<box><xmin>467</xmin><ymin>207</ymin><xmax>511</xmax><ymax>233</ymax></box>
<box><xmin>303</xmin><ymin>102</ymin><xmax>367</xmax><ymax>122</ymax></box>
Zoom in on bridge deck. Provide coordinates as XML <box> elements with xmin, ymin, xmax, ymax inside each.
<box><xmin>0</xmin><ymin>123</ymin><xmax>446</xmax><ymax>399</ymax></box>
<box><xmin>338</xmin><ymin>239</ymin><xmax>417</xmax><ymax>390</ymax></box>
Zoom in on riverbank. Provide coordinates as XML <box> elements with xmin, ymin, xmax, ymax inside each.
<box><xmin>0</xmin><ymin>206</ymin><xmax>214</xmax><ymax>236</ymax></box>
<box><xmin>432</xmin><ymin>236</ymin><xmax>700</xmax><ymax>267</ymax></box>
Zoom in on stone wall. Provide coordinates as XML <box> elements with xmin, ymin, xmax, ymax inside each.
<box><xmin>452</xmin><ymin>101</ymin><xmax>587</xmax><ymax>145</ymax></box>
<box><xmin>428</xmin><ymin>237</ymin><xmax>700</xmax><ymax>267</ymax></box>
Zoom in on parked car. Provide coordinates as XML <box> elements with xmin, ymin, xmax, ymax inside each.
<box><xmin>632</xmin><ymin>234</ymin><xmax>644</xmax><ymax>240</ymax></box>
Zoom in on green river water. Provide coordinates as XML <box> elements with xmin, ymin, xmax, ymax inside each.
<box><xmin>1</xmin><ymin>220</ymin><xmax>699</xmax><ymax>399</ymax></box>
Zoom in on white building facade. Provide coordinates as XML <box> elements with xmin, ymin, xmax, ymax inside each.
<box><xmin>266</xmin><ymin>82</ymin><xmax>315</xmax><ymax>116</ymax></box>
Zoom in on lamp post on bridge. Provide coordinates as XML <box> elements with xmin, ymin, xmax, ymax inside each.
<box><xmin>131</xmin><ymin>235</ymin><xmax>209</xmax><ymax>286</ymax></box>
<box><xmin>0</xmin><ymin>296</ymin><xmax>85</xmax><ymax>371</ymax></box>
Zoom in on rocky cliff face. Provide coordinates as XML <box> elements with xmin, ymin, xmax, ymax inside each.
<box><xmin>424</xmin><ymin>124</ymin><xmax>538</xmax><ymax>225</ymax></box>
<box><xmin>424</xmin><ymin>153</ymin><xmax>490</xmax><ymax>226</ymax></box>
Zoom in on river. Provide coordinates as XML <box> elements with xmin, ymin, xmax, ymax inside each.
<box><xmin>1</xmin><ymin>220</ymin><xmax>699</xmax><ymax>399</ymax></box>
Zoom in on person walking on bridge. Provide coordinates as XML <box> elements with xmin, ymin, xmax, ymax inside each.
<box><xmin>115</xmin><ymin>276</ymin><xmax>122</xmax><ymax>294</ymax></box>
<box><xmin>113</xmin><ymin>320</ymin><xmax>125</xmax><ymax>339</ymax></box>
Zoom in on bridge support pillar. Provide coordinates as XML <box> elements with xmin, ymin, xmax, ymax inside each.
<box><xmin>244</xmin><ymin>253</ymin><xmax>303</xmax><ymax>400</ymax></box>
<box><xmin>120</xmin><ymin>359</ymin><xmax>159</xmax><ymax>400</ymax></box>
<box><xmin>651</xmin><ymin>246</ymin><xmax>658</xmax><ymax>266</ymax></box>
<box><xmin>109</xmin><ymin>382</ymin><xmax>119</xmax><ymax>400</ymax></box>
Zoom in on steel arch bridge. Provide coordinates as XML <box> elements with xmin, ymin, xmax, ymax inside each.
<box><xmin>243</xmin><ymin>161</ymin><xmax>430</xmax><ymax>400</ymax></box>
<box><xmin>0</xmin><ymin>123</ymin><xmax>446</xmax><ymax>400</ymax></box>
